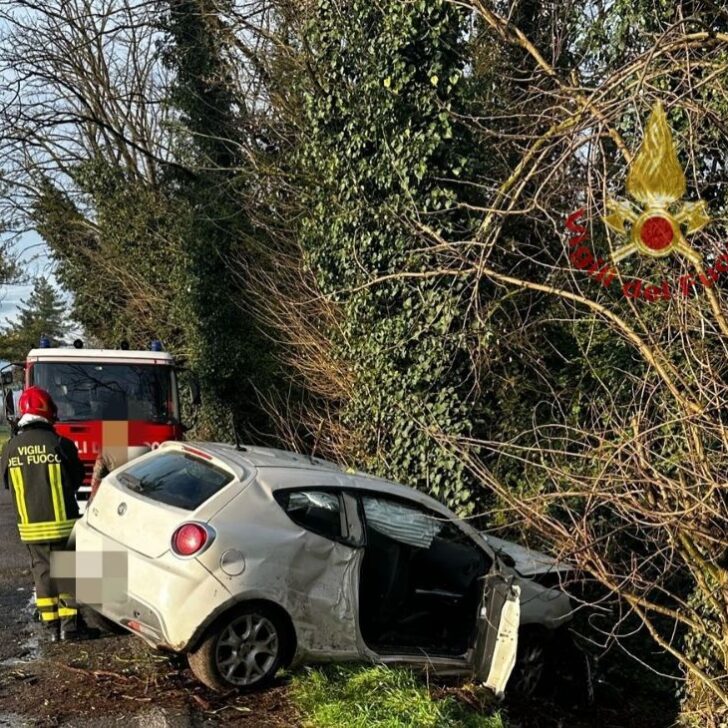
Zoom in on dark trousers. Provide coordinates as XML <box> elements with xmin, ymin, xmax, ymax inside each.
<box><xmin>26</xmin><ymin>541</ymin><xmax>78</xmax><ymax>630</ymax></box>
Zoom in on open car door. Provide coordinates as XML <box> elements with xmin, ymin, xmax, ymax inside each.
<box><xmin>471</xmin><ymin>572</ymin><xmax>521</xmax><ymax>697</ymax></box>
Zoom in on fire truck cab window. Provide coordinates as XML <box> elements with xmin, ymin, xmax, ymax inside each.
<box><xmin>31</xmin><ymin>363</ymin><xmax>179</xmax><ymax>424</ymax></box>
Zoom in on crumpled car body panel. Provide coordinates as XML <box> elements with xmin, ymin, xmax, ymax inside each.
<box><xmin>196</xmin><ymin>471</ymin><xmax>365</xmax><ymax>662</ymax></box>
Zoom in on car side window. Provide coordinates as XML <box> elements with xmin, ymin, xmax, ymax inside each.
<box><xmin>276</xmin><ymin>490</ymin><xmax>345</xmax><ymax>542</ymax></box>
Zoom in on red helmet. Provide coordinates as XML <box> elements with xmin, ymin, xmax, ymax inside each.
<box><xmin>18</xmin><ymin>386</ymin><xmax>57</xmax><ymax>422</ymax></box>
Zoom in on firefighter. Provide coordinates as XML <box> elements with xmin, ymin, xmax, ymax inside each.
<box><xmin>1</xmin><ymin>386</ymin><xmax>98</xmax><ymax>641</ymax></box>
<box><xmin>89</xmin><ymin>449</ymin><xmax>118</xmax><ymax>504</ymax></box>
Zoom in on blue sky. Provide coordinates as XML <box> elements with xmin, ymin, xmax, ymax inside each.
<box><xmin>0</xmin><ymin>282</ymin><xmax>34</xmax><ymax>321</ymax></box>
<box><xmin>0</xmin><ymin>231</ymin><xmax>61</xmax><ymax>325</ymax></box>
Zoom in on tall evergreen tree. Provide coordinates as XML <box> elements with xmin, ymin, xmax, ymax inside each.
<box><xmin>0</xmin><ymin>277</ymin><xmax>69</xmax><ymax>360</ymax></box>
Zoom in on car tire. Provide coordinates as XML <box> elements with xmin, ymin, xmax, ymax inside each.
<box><xmin>510</xmin><ymin>626</ymin><xmax>592</xmax><ymax>701</ymax></box>
<box><xmin>188</xmin><ymin>604</ymin><xmax>288</xmax><ymax>692</ymax></box>
<box><xmin>510</xmin><ymin>628</ymin><xmax>548</xmax><ymax>698</ymax></box>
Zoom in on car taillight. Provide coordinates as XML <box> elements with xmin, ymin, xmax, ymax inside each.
<box><xmin>172</xmin><ymin>523</ymin><xmax>210</xmax><ymax>556</ymax></box>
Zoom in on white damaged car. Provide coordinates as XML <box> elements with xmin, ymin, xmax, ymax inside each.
<box><xmin>73</xmin><ymin>442</ymin><xmax>574</xmax><ymax>693</ymax></box>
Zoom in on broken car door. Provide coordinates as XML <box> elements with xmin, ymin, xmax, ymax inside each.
<box><xmin>357</xmin><ymin>494</ymin><xmax>492</xmax><ymax>657</ymax></box>
<box><xmin>471</xmin><ymin>572</ymin><xmax>521</xmax><ymax>696</ymax></box>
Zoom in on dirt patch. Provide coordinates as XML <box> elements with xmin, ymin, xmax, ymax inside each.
<box><xmin>0</xmin><ymin>629</ymin><xmax>301</xmax><ymax>727</ymax></box>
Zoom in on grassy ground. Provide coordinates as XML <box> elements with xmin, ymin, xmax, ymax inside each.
<box><xmin>289</xmin><ymin>660</ymin><xmax>679</xmax><ymax>728</ymax></box>
<box><xmin>290</xmin><ymin>664</ymin><xmax>505</xmax><ymax>728</ymax></box>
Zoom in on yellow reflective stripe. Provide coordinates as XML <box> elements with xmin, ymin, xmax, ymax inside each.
<box><xmin>18</xmin><ymin>520</ymin><xmax>75</xmax><ymax>541</ymax></box>
<box><xmin>20</xmin><ymin>528</ymin><xmax>71</xmax><ymax>537</ymax></box>
<box><xmin>48</xmin><ymin>463</ymin><xmax>66</xmax><ymax>522</ymax></box>
<box><xmin>18</xmin><ymin>519</ymin><xmax>76</xmax><ymax>532</ymax></box>
<box><xmin>58</xmin><ymin>607</ymin><xmax>77</xmax><ymax>618</ymax></box>
<box><xmin>22</xmin><ymin>534</ymin><xmax>69</xmax><ymax>543</ymax></box>
<box><xmin>19</xmin><ymin>527</ymin><xmax>74</xmax><ymax>536</ymax></box>
<box><xmin>36</xmin><ymin>597</ymin><xmax>59</xmax><ymax>607</ymax></box>
<box><xmin>10</xmin><ymin>468</ymin><xmax>29</xmax><ymax>524</ymax></box>
<box><xmin>40</xmin><ymin>611</ymin><xmax>59</xmax><ymax>622</ymax></box>
<box><xmin>19</xmin><ymin>526</ymin><xmax>73</xmax><ymax>536</ymax></box>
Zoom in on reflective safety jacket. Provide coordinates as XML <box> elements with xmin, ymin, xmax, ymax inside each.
<box><xmin>1</xmin><ymin>422</ymin><xmax>83</xmax><ymax>542</ymax></box>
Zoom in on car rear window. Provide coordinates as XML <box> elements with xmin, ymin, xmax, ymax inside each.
<box><xmin>118</xmin><ymin>451</ymin><xmax>234</xmax><ymax>510</ymax></box>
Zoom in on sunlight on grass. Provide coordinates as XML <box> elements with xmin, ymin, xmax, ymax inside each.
<box><xmin>291</xmin><ymin>664</ymin><xmax>506</xmax><ymax>728</ymax></box>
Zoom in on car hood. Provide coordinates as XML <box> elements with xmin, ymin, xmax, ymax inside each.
<box><xmin>481</xmin><ymin>534</ymin><xmax>572</xmax><ymax>577</ymax></box>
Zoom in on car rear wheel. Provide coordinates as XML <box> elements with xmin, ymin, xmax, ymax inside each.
<box><xmin>188</xmin><ymin>605</ymin><xmax>287</xmax><ymax>692</ymax></box>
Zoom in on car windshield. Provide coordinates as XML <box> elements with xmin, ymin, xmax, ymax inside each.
<box><xmin>31</xmin><ymin>362</ymin><xmax>179</xmax><ymax>423</ymax></box>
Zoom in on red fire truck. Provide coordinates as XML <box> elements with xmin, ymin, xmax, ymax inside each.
<box><xmin>3</xmin><ymin>339</ymin><xmax>189</xmax><ymax>508</ymax></box>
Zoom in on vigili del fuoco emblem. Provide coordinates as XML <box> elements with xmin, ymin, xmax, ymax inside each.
<box><xmin>603</xmin><ymin>101</ymin><xmax>710</xmax><ymax>265</ymax></box>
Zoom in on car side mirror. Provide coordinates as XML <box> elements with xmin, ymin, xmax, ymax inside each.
<box><xmin>3</xmin><ymin>390</ymin><xmax>15</xmax><ymax>422</ymax></box>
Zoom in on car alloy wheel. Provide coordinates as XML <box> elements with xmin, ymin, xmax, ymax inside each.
<box><xmin>188</xmin><ymin>604</ymin><xmax>289</xmax><ymax>692</ymax></box>
<box><xmin>214</xmin><ymin>612</ymin><xmax>280</xmax><ymax>687</ymax></box>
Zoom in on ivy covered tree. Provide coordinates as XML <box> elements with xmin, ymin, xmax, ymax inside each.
<box><xmin>23</xmin><ymin>1</ymin><xmax>278</xmax><ymax>441</ymax></box>
<box><xmin>32</xmin><ymin>171</ymin><xmax>191</xmax><ymax>352</ymax></box>
<box><xmin>261</xmin><ymin>0</ymin><xmax>494</xmax><ymax>511</ymax></box>
<box><xmin>159</xmin><ymin>0</ymin><xmax>278</xmax><ymax>440</ymax></box>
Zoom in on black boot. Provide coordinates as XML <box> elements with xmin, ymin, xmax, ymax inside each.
<box><xmin>60</xmin><ymin>616</ymin><xmax>100</xmax><ymax>642</ymax></box>
<box><xmin>43</xmin><ymin>622</ymin><xmax>60</xmax><ymax>643</ymax></box>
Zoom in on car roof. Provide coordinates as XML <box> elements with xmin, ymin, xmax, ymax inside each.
<box><xmin>161</xmin><ymin>441</ymin><xmax>455</xmax><ymax>517</ymax></box>
<box><xmin>176</xmin><ymin>441</ymin><xmax>343</xmax><ymax>471</ymax></box>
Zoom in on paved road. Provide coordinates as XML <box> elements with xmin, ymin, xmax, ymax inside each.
<box><xmin>0</xmin><ymin>489</ymin><xmax>297</xmax><ymax>727</ymax></box>
<box><xmin>0</xmin><ymin>488</ymin><xmax>37</xmax><ymax>664</ymax></box>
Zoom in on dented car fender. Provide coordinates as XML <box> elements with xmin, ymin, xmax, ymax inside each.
<box><xmin>194</xmin><ymin>479</ymin><xmax>364</xmax><ymax>662</ymax></box>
